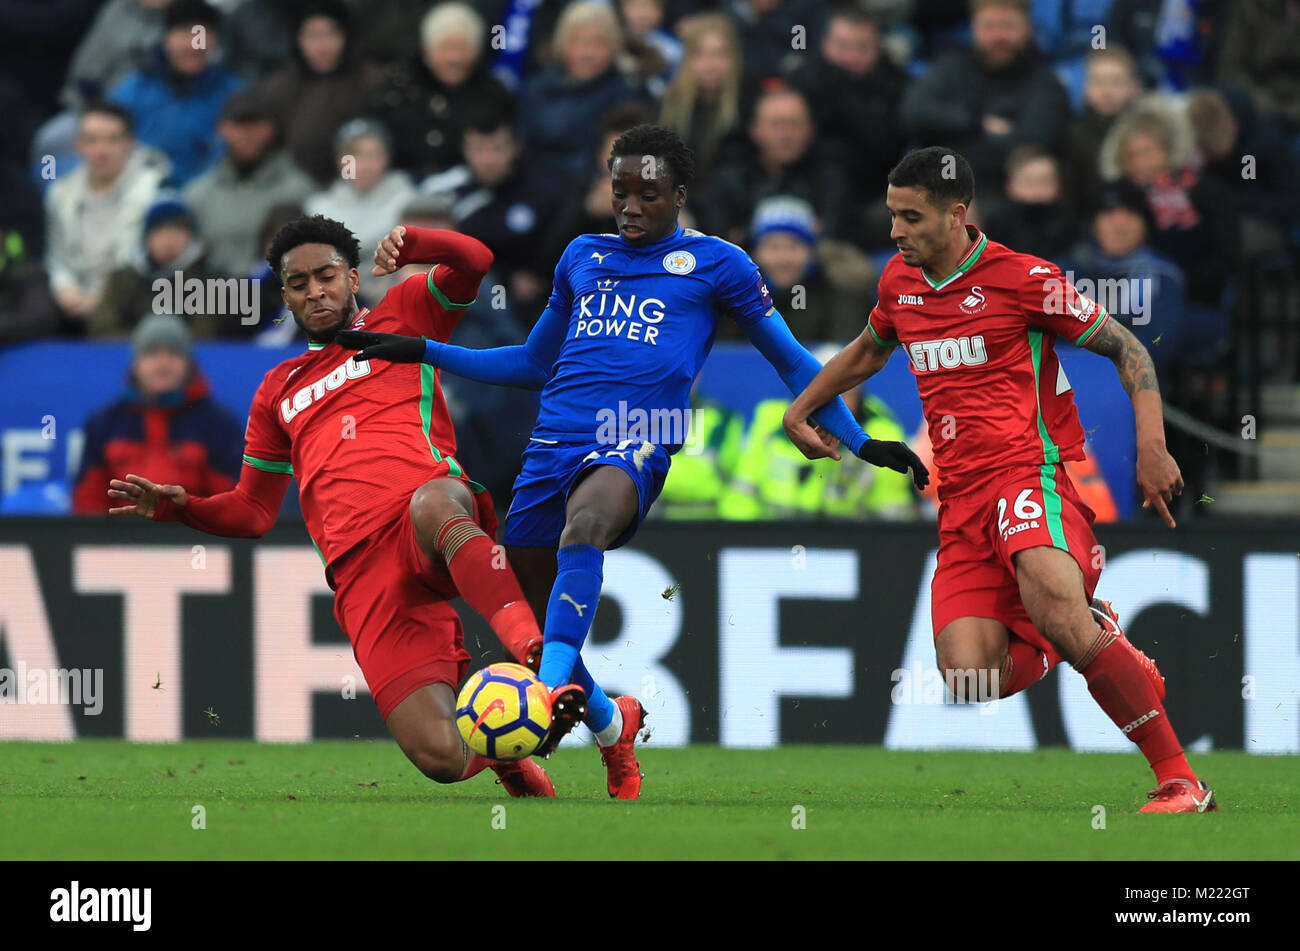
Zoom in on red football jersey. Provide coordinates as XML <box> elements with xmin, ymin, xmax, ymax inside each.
<box><xmin>867</xmin><ymin>228</ymin><xmax>1110</xmax><ymax>499</ymax></box>
<box><xmin>242</xmin><ymin>269</ymin><xmax>473</xmax><ymax>565</ymax></box>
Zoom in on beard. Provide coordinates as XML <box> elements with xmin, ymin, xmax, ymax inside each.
<box><xmin>294</xmin><ymin>297</ymin><xmax>358</xmax><ymax>344</ymax></box>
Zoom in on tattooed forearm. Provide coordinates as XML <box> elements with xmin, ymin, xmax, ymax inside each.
<box><xmin>1083</xmin><ymin>318</ymin><xmax>1159</xmax><ymax>396</ymax></box>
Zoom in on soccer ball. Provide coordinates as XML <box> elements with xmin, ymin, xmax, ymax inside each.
<box><xmin>455</xmin><ymin>663</ymin><xmax>551</xmax><ymax>761</ymax></box>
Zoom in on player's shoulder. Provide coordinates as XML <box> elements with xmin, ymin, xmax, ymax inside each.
<box><xmin>981</xmin><ymin>237</ymin><xmax>1061</xmax><ymax>286</ymax></box>
<box><xmin>671</xmin><ymin>229</ymin><xmax>757</xmax><ymax>274</ymax></box>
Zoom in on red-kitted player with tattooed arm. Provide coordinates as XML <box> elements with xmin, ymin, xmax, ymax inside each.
<box><xmin>108</xmin><ymin>215</ymin><xmax>554</xmax><ymax>796</ymax></box>
<box><xmin>786</xmin><ymin>148</ymin><xmax>1213</xmax><ymax>813</ymax></box>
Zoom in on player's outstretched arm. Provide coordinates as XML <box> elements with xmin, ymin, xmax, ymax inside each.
<box><xmin>779</xmin><ymin>326</ymin><xmax>930</xmax><ymax>489</ymax></box>
<box><xmin>108</xmin><ymin>465</ymin><xmax>290</xmax><ymax>538</ymax></box>
<box><xmin>336</xmin><ymin>303</ymin><xmax>567</xmax><ymax>390</ymax></box>
<box><xmin>1082</xmin><ymin>317</ymin><xmax>1183</xmax><ymax>527</ymax></box>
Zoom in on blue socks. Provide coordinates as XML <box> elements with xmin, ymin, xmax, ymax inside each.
<box><xmin>538</xmin><ymin>543</ymin><xmax>615</xmax><ymax>733</ymax></box>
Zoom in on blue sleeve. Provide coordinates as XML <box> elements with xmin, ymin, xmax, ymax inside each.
<box><xmin>714</xmin><ymin>241</ymin><xmax>775</xmax><ymax>328</ymax></box>
<box><xmin>423</xmin><ymin>304</ymin><xmax>567</xmax><ymax>389</ymax></box>
<box><xmin>743</xmin><ymin>310</ymin><xmax>870</xmax><ymax>455</ymax></box>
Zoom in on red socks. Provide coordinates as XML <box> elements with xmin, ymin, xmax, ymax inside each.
<box><xmin>459</xmin><ymin>750</ymin><xmax>491</xmax><ymax>781</ymax></box>
<box><xmin>998</xmin><ymin>637</ymin><xmax>1056</xmax><ymax>698</ymax></box>
<box><xmin>434</xmin><ymin>515</ymin><xmax>539</xmax><ymax>663</ymax></box>
<box><xmin>1076</xmin><ymin>629</ymin><xmax>1195</xmax><ymax>784</ymax></box>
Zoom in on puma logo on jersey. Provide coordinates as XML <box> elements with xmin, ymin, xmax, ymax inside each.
<box><xmin>907</xmin><ymin>335</ymin><xmax>989</xmax><ymax>372</ymax></box>
<box><xmin>559</xmin><ymin>593</ymin><xmax>587</xmax><ymax>617</ymax></box>
<box><xmin>591</xmin><ymin>250</ymin><xmax>610</xmax><ymax>263</ymax></box>
<box><xmin>897</xmin><ymin>293</ymin><xmax>925</xmax><ymax>306</ymax></box>
<box><xmin>280</xmin><ymin>357</ymin><xmax>371</xmax><ymax>423</ymax></box>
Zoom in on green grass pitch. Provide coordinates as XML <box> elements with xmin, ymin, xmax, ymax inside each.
<box><xmin>1</xmin><ymin>741</ymin><xmax>1294</xmax><ymax>859</ymax></box>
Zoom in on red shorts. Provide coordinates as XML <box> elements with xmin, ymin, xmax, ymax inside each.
<box><xmin>931</xmin><ymin>463</ymin><xmax>1101</xmax><ymax>663</ymax></box>
<box><xmin>330</xmin><ymin>478</ymin><xmax>499</xmax><ymax>720</ymax></box>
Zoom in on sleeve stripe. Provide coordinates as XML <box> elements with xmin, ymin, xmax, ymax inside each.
<box><xmin>867</xmin><ymin>317</ymin><xmax>899</xmax><ymax>348</ymax></box>
<box><xmin>243</xmin><ymin>454</ymin><xmax>293</xmax><ymax>474</ymax></box>
<box><xmin>427</xmin><ymin>265</ymin><xmax>475</xmax><ymax>310</ymax></box>
<box><xmin>1074</xmin><ymin>307</ymin><xmax>1110</xmax><ymax>346</ymax></box>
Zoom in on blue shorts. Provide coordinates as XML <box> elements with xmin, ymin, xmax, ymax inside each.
<box><xmin>502</xmin><ymin>438</ymin><xmax>672</xmax><ymax>549</ymax></box>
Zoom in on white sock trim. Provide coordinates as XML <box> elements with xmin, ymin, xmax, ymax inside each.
<box><xmin>595</xmin><ymin>703</ymin><xmax>623</xmax><ymax>747</ymax></box>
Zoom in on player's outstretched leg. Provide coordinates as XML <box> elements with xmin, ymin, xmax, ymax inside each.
<box><xmin>385</xmin><ymin>683</ymin><xmax>554</xmax><ymax>797</ymax></box>
<box><xmin>1015</xmin><ymin>547</ymin><xmax>1214</xmax><ymax>814</ymax></box>
<box><xmin>410</xmin><ymin>478</ymin><xmax>541</xmax><ymax>669</ymax></box>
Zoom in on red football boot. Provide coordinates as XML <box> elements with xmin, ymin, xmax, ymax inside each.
<box><xmin>1139</xmin><ymin>778</ymin><xmax>1217</xmax><ymax>813</ymax></box>
<box><xmin>1091</xmin><ymin>598</ymin><xmax>1165</xmax><ymax>701</ymax></box>
<box><xmin>599</xmin><ymin>696</ymin><xmax>646</xmax><ymax>800</ymax></box>
<box><xmin>533</xmin><ymin>684</ymin><xmax>587</xmax><ymax>758</ymax></box>
<box><xmin>491</xmin><ymin>758</ymin><xmax>555</xmax><ymax>797</ymax></box>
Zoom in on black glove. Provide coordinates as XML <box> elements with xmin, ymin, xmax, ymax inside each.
<box><xmin>857</xmin><ymin>439</ymin><xmax>930</xmax><ymax>490</ymax></box>
<box><xmin>335</xmin><ymin>330</ymin><xmax>426</xmax><ymax>363</ymax></box>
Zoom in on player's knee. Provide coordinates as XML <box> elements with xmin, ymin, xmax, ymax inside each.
<box><xmin>410</xmin><ymin>481</ymin><xmax>470</xmax><ymax>533</ymax></box>
<box><xmin>408</xmin><ymin>745</ymin><xmax>464</xmax><ymax>784</ymax></box>
<box><xmin>560</xmin><ymin>508</ymin><xmax>610</xmax><ymax>548</ymax></box>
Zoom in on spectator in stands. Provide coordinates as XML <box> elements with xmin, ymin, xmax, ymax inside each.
<box><xmin>899</xmin><ymin>0</ymin><xmax>1069</xmax><ymax>199</ymax></box>
<box><xmin>784</xmin><ymin>5</ymin><xmax>908</xmax><ymax>209</ymax></box>
<box><xmin>658</xmin><ymin>13</ymin><xmax>748</xmax><ymax>187</ymax></box>
<box><xmin>518</xmin><ymin>1</ymin><xmax>642</xmax><ymax>181</ymax></box>
<box><xmin>109</xmin><ymin>0</ymin><xmax>243</xmax><ymax>187</ymax></box>
<box><xmin>305</xmin><ymin>118</ymin><xmax>415</xmax><ymax>304</ymax></box>
<box><xmin>183</xmin><ymin>88</ymin><xmax>316</xmax><ymax>279</ymax></box>
<box><xmin>727</xmin><ymin>0</ymin><xmax>824</xmax><ymax>83</ymax></box>
<box><xmin>0</xmin><ymin>228</ymin><xmax>61</xmax><ymax>345</ymax></box>
<box><xmin>422</xmin><ymin>106</ymin><xmax>568</xmax><ymax>312</ymax></box>
<box><xmin>1109</xmin><ymin>0</ymin><xmax>1226</xmax><ymax>91</ymax></box>
<box><xmin>699</xmin><ymin>86</ymin><xmax>852</xmax><ymax>246</ymax></box>
<box><xmin>0</xmin><ymin>0</ymin><xmax>100</xmax><ymax>119</ymax></box>
<box><xmin>1062</xmin><ymin>45</ymin><xmax>1144</xmax><ymax>218</ymax></box>
<box><xmin>1217</xmin><ymin>0</ymin><xmax>1300</xmax><ymax>131</ymax></box>
<box><xmin>654</xmin><ymin>394</ymin><xmax>745</xmax><ymax>520</ymax></box>
<box><xmin>90</xmin><ymin>193</ymin><xmax>218</xmax><ymax>338</ymax></box>
<box><xmin>538</xmin><ymin>102</ymin><xmax>656</xmax><ymax>274</ymax></box>
<box><xmin>978</xmin><ymin>145</ymin><xmax>1077</xmax><ymax>260</ymax></box>
<box><xmin>45</xmin><ymin>102</ymin><xmax>169</xmax><ymax>331</ymax></box>
<box><xmin>256</xmin><ymin>0</ymin><xmax>383</xmax><ymax>186</ymax></box>
<box><xmin>0</xmin><ymin>79</ymin><xmax>44</xmax><ymax>256</ymax></box>
<box><xmin>1188</xmin><ymin>86</ymin><xmax>1300</xmax><ymax>259</ymax></box>
<box><xmin>370</xmin><ymin>2</ymin><xmax>514</xmax><ymax>179</ymax></box>
<box><xmin>1099</xmin><ymin>94</ymin><xmax>1239</xmax><ymax>307</ymax></box>
<box><xmin>732</xmin><ymin>195</ymin><xmax>868</xmax><ymax>344</ymax></box>
<box><xmin>620</xmin><ymin>0</ymin><xmax>682</xmax><ymax>91</ymax></box>
<box><xmin>73</xmin><ymin>313</ymin><xmax>244</xmax><ymax>514</ymax></box>
<box><xmin>62</xmin><ymin>0</ymin><xmax>172</xmax><ymax>106</ymax></box>
<box><xmin>1058</xmin><ymin>181</ymin><xmax>1191</xmax><ymax>378</ymax></box>
<box><xmin>220</xmin><ymin>0</ymin><xmax>297</xmax><ymax>84</ymax></box>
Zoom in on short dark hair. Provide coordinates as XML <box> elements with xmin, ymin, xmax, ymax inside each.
<box><xmin>165</xmin><ymin>0</ymin><xmax>222</xmax><ymax>32</ymax></box>
<box><xmin>266</xmin><ymin>214</ymin><xmax>360</xmax><ymax>276</ymax></box>
<box><xmin>608</xmin><ymin>124</ymin><xmax>695</xmax><ymax>189</ymax></box>
<box><xmin>887</xmin><ymin>146</ymin><xmax>975</xmax><ymax>209</ymax></box>
<box><xmin>80</xmin><ymin>100</ymin><xmax>134</xmax><ymax>135</ymax></box>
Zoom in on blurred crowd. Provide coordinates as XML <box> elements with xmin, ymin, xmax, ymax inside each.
<box><xmin>1</xmin><ymin>0</ymin><xmax>1297</xmax><ymax>519</ymax></box>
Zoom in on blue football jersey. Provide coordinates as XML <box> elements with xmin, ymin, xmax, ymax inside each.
<box><xmin>532</xmin><ymin>225</ymin><xmax>774</xmax><ymax>446</ymax></box>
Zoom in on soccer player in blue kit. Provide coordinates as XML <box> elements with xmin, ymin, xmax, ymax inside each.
<box><xmin>339</xmin><ymin>125</ymin><xmax>928</xmax><ymax>798</ymax></box>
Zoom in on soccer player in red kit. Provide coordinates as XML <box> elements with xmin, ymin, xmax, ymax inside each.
<box><xmin>107</xmin><ymin>215</ymin><xmax>554</xmax><ymax>796</ymax></box>
<box><xmin>785</xmin><ymin>147</ymin><xmax>1214</xmax><ymax>813</ymax></box>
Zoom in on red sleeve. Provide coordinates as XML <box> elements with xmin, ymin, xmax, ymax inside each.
<box><xmin>866</xmin><ymin>300</ymin><xmax>900</xmax><ymax>348</ymax></box>
<box><xmin>156</xmin><ymin>373</ymin><xmax>292</xmax><ymax>536</ymax></box>
<box><xmin>154</xmin><ymin>463</ymin><xmax>290</xmax><ymax>537</ymax></box>
<box><xmin>394</xmin><ymin>227</ymin><xmax>493</xmax><ymax>306</ymax></box>
<box><xmin>1019</xmin><ymin>259</ymin><xmax>1110</xmax><ymax>346</ymax></box>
